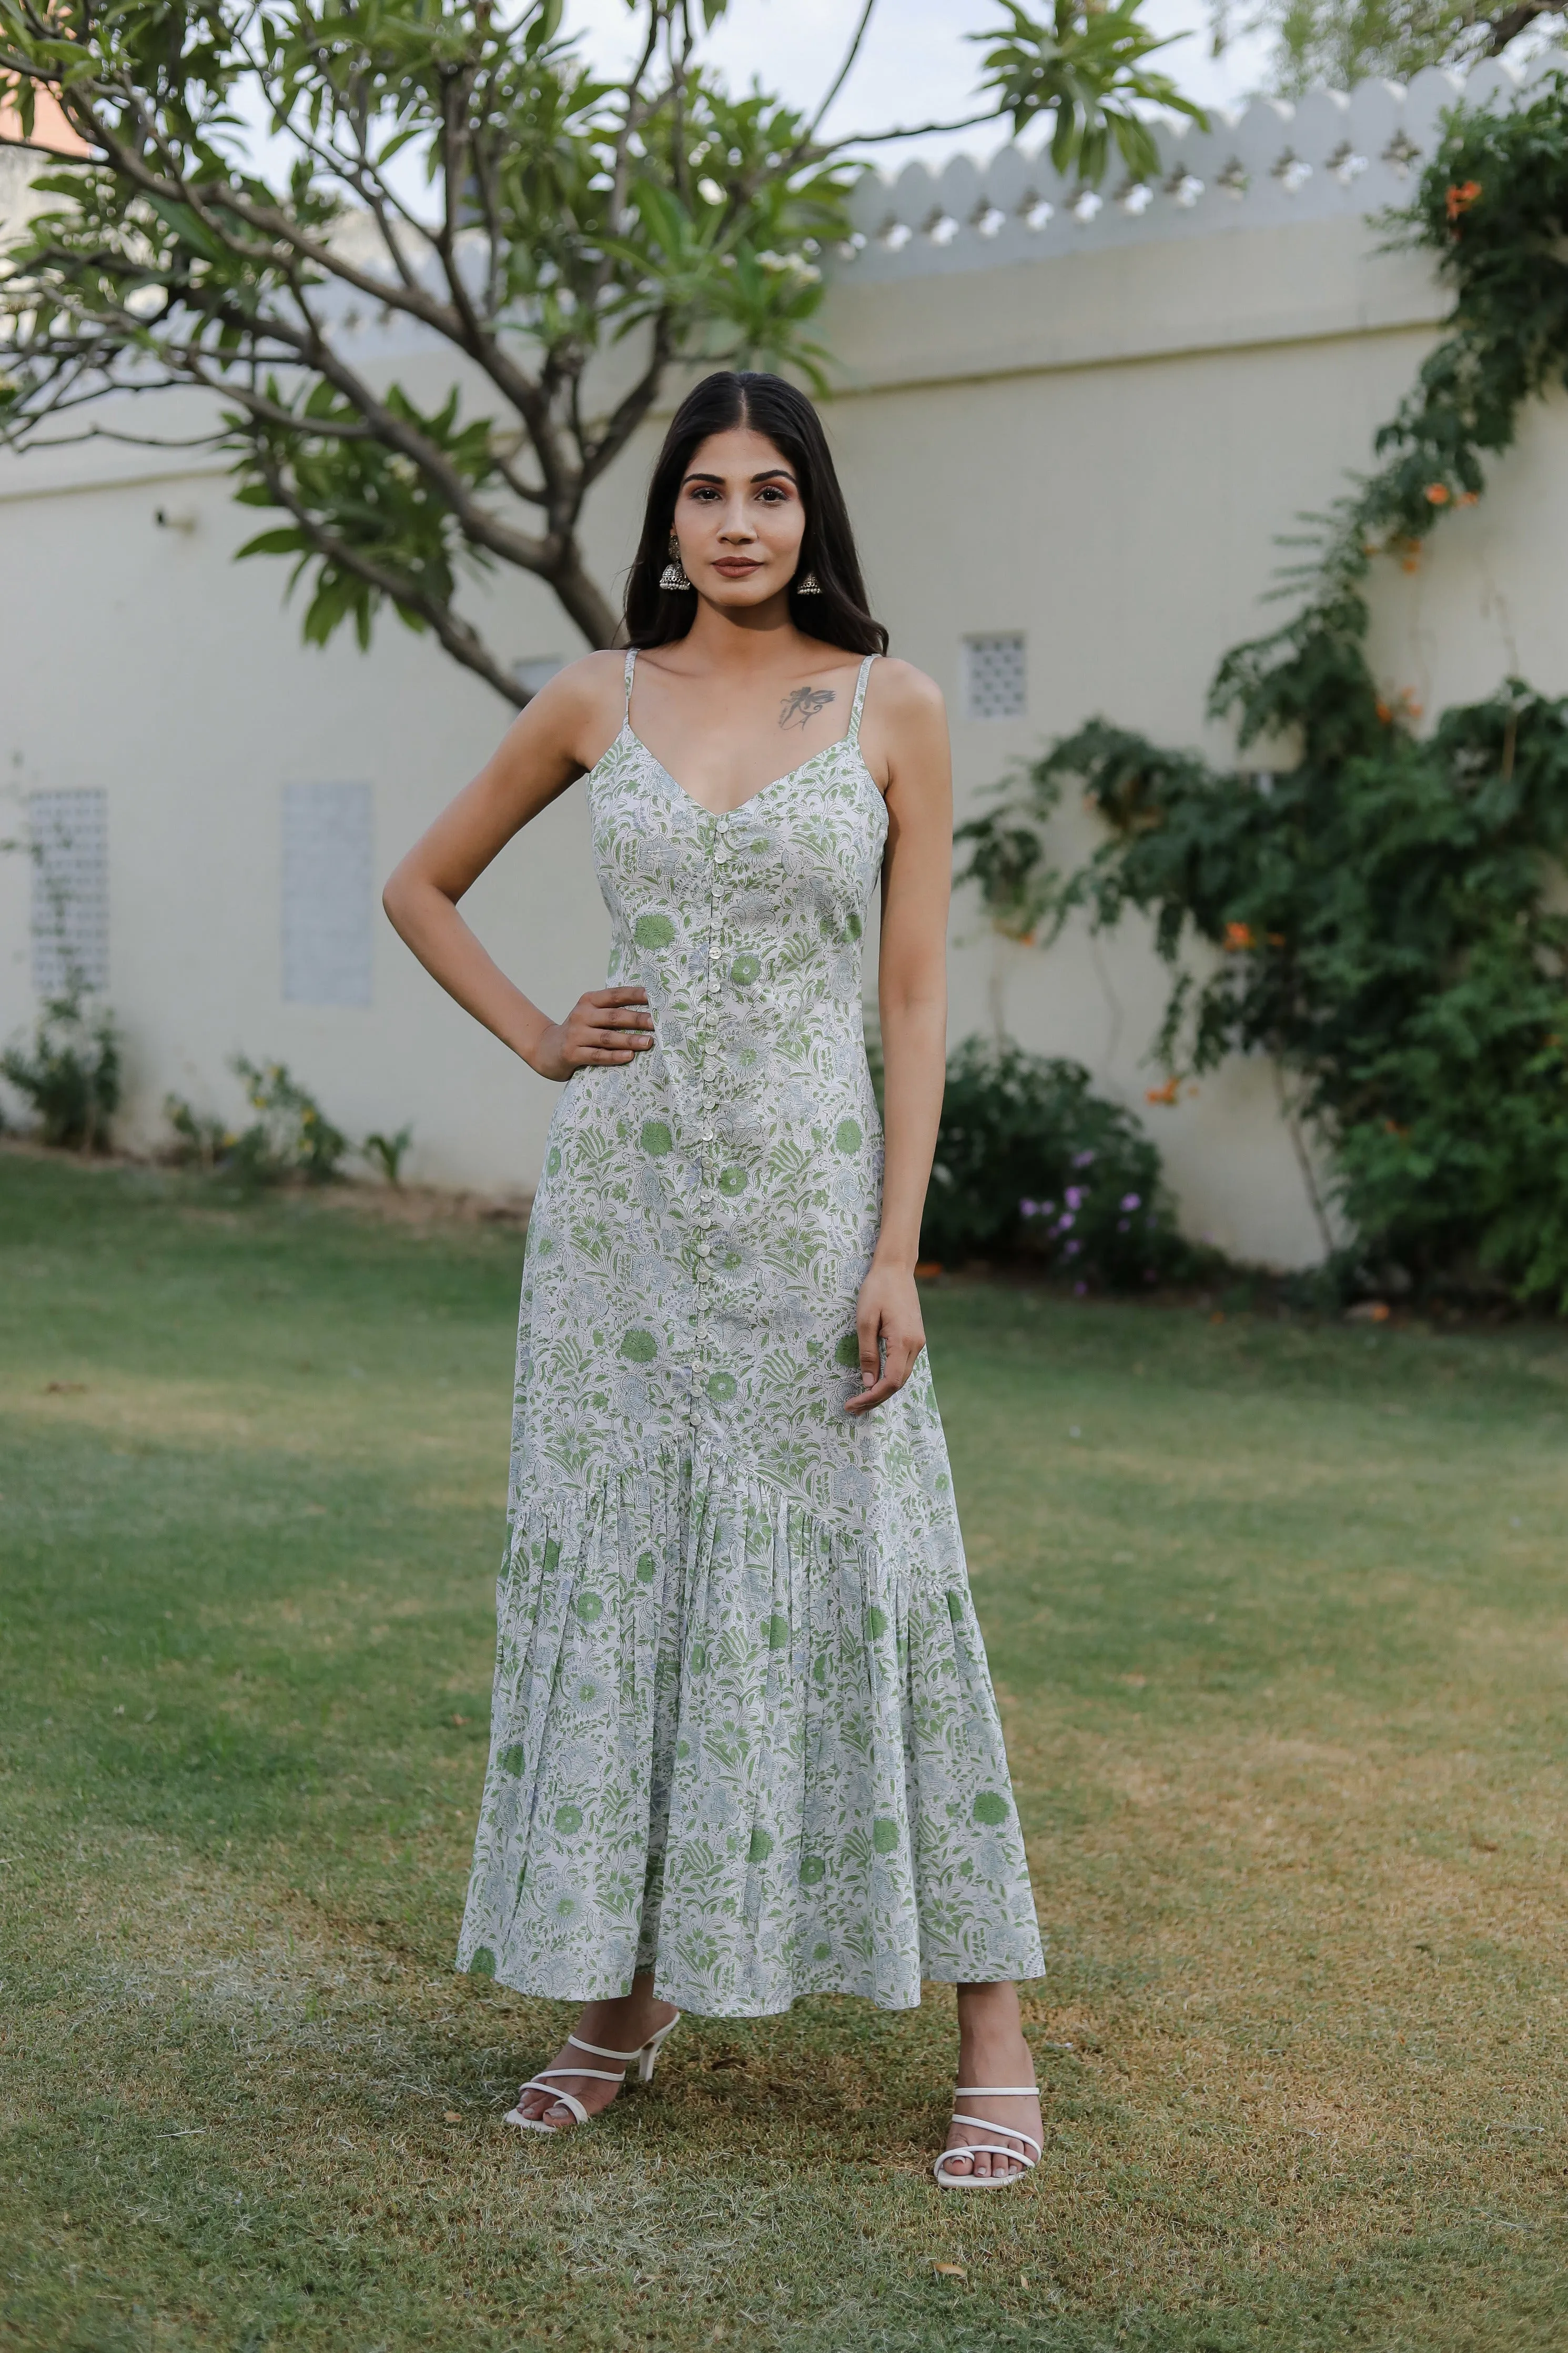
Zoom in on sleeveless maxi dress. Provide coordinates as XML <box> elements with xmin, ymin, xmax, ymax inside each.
<box><xmin>457</xmin><ymin>651</ymin><xmax>1044</xmax><ymax>2015</ymax></box>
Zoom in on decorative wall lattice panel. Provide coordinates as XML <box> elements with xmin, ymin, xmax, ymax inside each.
<box><xmin>29</xmin><ymin>788</ymin><xmax>108</xmax><ymax>994</ymax></box>
<box><xmin>964</xmin><ymin>635</ymin><xmax>1026</xmax><ymax>720</ymax></box>
<box><xmin>281</xmin><ymin>782</ymin><xmax>373</xmax><ymax>1008</ymax></box>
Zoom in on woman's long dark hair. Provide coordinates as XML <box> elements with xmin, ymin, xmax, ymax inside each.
<box><xmin>623</xmin><ymin>370</ymin><xmax>888</xmax><ymax>656</ymax></box>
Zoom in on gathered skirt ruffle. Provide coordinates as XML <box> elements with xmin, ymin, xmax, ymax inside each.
<box><xmin>456</xmin><ymin>1446</ymin><xmax>1044</xmax><ymax>2015</ymax></box>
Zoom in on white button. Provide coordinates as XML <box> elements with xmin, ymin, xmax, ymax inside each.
<box><xmin>714</xmin><ymin>844</ymin><xmax>732</xmax><ymax>866</ymax></box>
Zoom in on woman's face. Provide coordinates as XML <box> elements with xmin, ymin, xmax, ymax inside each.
<box><xmin>672</xmin><ymin>427</ymin><xmax>807</xmax><ymax>610</ymax></box>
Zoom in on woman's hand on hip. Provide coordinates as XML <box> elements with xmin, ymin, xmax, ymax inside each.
<box><xmin>527</xmin><ymin>988</ymin><xmax>654</xmax><ymax>1081</ymax></box>
<box><xmin>844</xmin><ymin>1260</ymin><xmax>926</xmax><ymax>1416</ymax></box>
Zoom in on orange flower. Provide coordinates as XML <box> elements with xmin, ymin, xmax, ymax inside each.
<box><xmin>1267</xmin><ymin>931</ymin><xmax>1285</xmax><ymax>948</ymax></box>
<box><xmin>1401</xmin><ymin>553</ymin><xmax>1421</xmax><ymax>574</ymax></box>
<box><xmin>1146</xmin><ymin>1077</ymin><xmax>1180</xmax><ymax>1106</ymax></box>
<box><xmin>1376</xmin><ymin>699</ymin><xmax>1393</xmax><ymax>724</ymax></box>
<box><xmin>1459</xmin><ymin>490</ymin><xmax>1479</xmax><ymax>506</ymax></box>
<box><xmin>1424</xmin><ymin>482</ymin><xmax>1450</xmax><ymax>506</ymax></box>
<box><xmin>1445</xmin><ymin>179</ymin><xmax>1482</xmax><ymax>225</ymax></box>
<box><xmin>1223</xmin><ymin>921</ymin><xmax>1255</xmax><ymax>951</ymax></box>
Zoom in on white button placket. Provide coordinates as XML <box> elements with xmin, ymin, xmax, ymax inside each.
<box><xmin>689</xmin><ymin>815</ymin><xmax>730</xmax><ymax>1402</ymax></box>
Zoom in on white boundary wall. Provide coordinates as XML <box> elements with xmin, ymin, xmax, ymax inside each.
<box><xmin>3</xmin><ymin>57</ymin><xmax>1565</xmax><ymax>1260</ymax></box>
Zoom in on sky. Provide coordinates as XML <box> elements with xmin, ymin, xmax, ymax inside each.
<box><xmin>219</xmin><ymin>0</ymin><xmax>1281</xmax><ymax>213</ymax></box>
<box><xmin>563</xmin><ymin>0</ymin><xmax>1281</xmax><ymax>172</ymax></box>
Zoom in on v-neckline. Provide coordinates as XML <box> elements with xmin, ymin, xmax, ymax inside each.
<box><xmin>619</xmin><ymin>725</ymin><xmax>882</xmax><ymax>820</ymax></box>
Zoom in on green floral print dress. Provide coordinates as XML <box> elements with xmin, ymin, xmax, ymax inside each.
<box><xmin>457</xmin><ymin>651</ymin><xmax>1044</xmax><ymax>2015</ymax></box>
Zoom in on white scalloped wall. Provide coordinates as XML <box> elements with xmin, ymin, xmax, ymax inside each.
<box><xmin>835</xmin><ymin>53</ymin><xmax>1557</xmax><ymax>282</ymax></box>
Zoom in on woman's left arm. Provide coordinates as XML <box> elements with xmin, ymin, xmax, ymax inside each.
<box><xmin>846</xmin><ymin>662</ymin><xmax>953</xmax><ymax>1417</ymax></box>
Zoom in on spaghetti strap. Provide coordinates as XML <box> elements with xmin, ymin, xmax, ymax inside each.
<box><xmin>848</xmin><ymin>654</ymin><xmax>875</xmax><ymax>747</ymax></box>
<box><xmin>623</xmin><ymin>647</ymin><xmax>637</xmax><ymax>724</ymax></box>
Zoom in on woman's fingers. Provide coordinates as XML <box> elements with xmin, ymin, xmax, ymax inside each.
<box><xmin>844</xmin><ymin>1329</ymin><xmax>924</xmax><ymax>1415</ymax></box>
<box><xmin>585</xmin><ymin>988</ymin><xmax>651</xmax><ymax>1021</ymax></box>
<box><xmin>565</xmin><ymin>987</ymin><xmax>654</xmax><ymax>1065</ymax></box>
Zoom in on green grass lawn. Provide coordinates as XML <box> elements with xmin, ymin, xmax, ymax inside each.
<box><xmin>3</xmin><ymin>1147</ymin><xmax>1566</xmax><ymax>2352</ymax></box>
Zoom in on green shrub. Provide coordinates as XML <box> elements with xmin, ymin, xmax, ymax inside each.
<box><xmin>165</xmin><ymin>1058</ymin><xmax>349</xmax><ymax>1185</ymax></box>
<box><xmin>954</xmin><ymin>77</ymin><xmax>1568</xmax><ymax>1311</ymax></box>
<box><xmin>362</xmin><ymin>1123</ymin><xmax>414</xmax><ymax>1185</ymax></box>
<box><xmin>922</xmin><ymin>1039</ymin><xmax>1190</xmax><ymax>1287</ymax></box>
<box><xmin>1</xmin><ymin>989</ymin><xmax>121</xmax><ymax>1151</ymax></box>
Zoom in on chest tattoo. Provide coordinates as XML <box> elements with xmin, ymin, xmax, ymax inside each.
<box><xmin>778</xmin><ymin>685</ymin><xmax>836</xmax><ymax>732</ymax></box>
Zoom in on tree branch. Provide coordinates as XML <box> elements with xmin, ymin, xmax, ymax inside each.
<box><xmin>805</xmin><ymin>0</ymin><xmax>878</xmax><ymax>140</ymax></box>
<box><xmin>253</xmin><ymin>448</ymin><xmax>524</xmax><ymax>707</ymax></box>
<box><xmin>835</xmin><ymin>108</ymin><xmax>997</xmax><ymax>147</ymax></box>
<box><xmin>1484</xmin><ymin>0</ymin><xmax>1560</xmax><ymax>50</ymax></box>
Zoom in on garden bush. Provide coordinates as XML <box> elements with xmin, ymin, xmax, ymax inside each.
<box><xmin>955</xmin><ymin>75</ymin><xmax>1568</xmax><ymax>1309</ymax></box>
<box><xmin>165</xmin><ymin>1057</ymin><xmax>349</xmax><ymax>1185</ymax></box>
<box><xmin>1</xmin><ymin>987</ymin><xmax>121</xmax><ymax>1151</ymax></box>
<box><xmin>922</xmin><ymin>1038</ymin><xmax>1190</xmax><ymax>1286</ymax></box>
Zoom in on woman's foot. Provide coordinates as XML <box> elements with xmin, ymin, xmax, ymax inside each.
<box><xmin>941</xmin><ymin>1979</ymin><xmax>1042</xmax><ymax>2182</ymax></box>
<box><xmin>512</xmin><ymin>1975</ymin><xmax>678</xmax><ymax>2131</ymax></box>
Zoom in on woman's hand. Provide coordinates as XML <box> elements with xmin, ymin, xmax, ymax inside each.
<box><xmin>526</xmin><ymin>988</ymin><xmax>654</xmax><ymax>1081</ymax></box>
<box><xmin>844</xmin><ymin>1259</ymin><xmax>926</xmax><ymax>1416</ymax></box>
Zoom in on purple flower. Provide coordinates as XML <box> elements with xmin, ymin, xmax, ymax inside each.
<box><xmin>1074</xmin><ymin>1280</ymin><xmax>1088</xmax><ymax>1295</ymax></box>
<box><xmin>1020</xmin><ymin>1198</ymin><xmax>1039</xmax><ymax>1218</ymax></box>
<box><xmin>1064</xmin><ymin>1239</ymin><xmax>1081</xmax><ymax>1257</ymax></box>
<box><xmin>1121</xmin><ymin>1193</ymin><xmax>1141</xmax><ymax>1211</ymax></box>
<box><xmin>1057</xmin><ymin>1213</ymin><xmax>1075</xmax><ymax>1231</ymax></box>
<box><xmin>1064</xmin><ymin>1187</ymin><xmax>1084</xmax><ymax>1210</ymax></box>
<box><xmin>1117</xmin><ymin>1219</ymin><xmax>1129</xmax><ymax>1232</ymax></box>
<box><xmin>1072</xmin><ymin>1150</ymin><xmax>1096</xmax><ymax>1169</ymax></box>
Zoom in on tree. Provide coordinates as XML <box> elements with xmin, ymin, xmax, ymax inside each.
<box><xmin>0</xmin><ymin>0</ymin><xmax>1203</xmax><ymax>706</ymax></box>
<box><xmin>1211</xmin><ymin>0</ymin><xmax>1566</xmax><ymax>99</ymax></box>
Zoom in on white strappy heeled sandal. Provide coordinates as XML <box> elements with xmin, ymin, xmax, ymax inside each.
<box><xmin>504</xmin><ymin>2013</ymin><xmax>681</xmax><ymax>2136</ymax></box>
<box><xmin>933</xmin><ymin>2082</ymin><xmax>1042</xmax><ymax>2188</ymax></box>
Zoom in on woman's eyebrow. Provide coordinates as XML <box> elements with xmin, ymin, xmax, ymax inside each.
<box><xmin>680</xmin><ymin>466</ymin><xmax>798</xmax><ymax>487</ymax></box>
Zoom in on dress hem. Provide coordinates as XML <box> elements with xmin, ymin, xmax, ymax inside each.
<box><xmin>456</xmin><ymin>1955</ymin><xmax>1047</xmax><ymax>2017</ymax></box>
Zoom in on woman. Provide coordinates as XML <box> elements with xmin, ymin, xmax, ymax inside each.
<box><xmin>383</xmin><ymin>370</ymin><xmax>1045</xmax><ymax>2186</ymax></box>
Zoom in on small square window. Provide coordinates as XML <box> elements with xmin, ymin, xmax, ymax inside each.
<box><xmin>964</xmin><ymin>635</ymin><xmax>1026</xmax><ymax>720</ymax></box>
<box><xmin>29</xmin><ymin>789</ymin><xmax>108</xmax><ymax>995</ymax></box>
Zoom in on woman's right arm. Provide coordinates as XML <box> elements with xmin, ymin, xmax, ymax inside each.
<box><xmin>381</xmin><ymin>652</ymin><xmax>655</xmax><ymax>1081</ymax></box>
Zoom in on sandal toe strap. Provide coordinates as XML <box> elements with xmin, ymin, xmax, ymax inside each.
<box><xmin>935</xmin><ymin>2144</ymin><xmax>1038</xmax><ymax>2180</ymax></box>
<box><xmin>516</xmin><ymin>2077</ymin><xmax>589</xmax><ymax>2126</ymax></box>
<box><xmin>949</xmin><ymin>2111</ymin><xmax>1041</xmax><ymax>2157</ymax></box>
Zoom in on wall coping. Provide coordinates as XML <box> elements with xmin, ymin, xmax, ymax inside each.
<box><xmin>833</xmin><ymin>50</ymin><xmax>1558</xmax><ymax>283</ymax></box>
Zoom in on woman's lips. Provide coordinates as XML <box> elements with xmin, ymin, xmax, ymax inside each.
<box><xmin>712</xmin><ymin>559</ymin><xmax>763</xmax><ymax>576</ymax></box>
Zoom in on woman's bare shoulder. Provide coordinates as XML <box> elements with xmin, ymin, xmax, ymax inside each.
<box><xmin>869</xmin><ymin>656</ymin><xmax>946</xmax><ymax>726</ymax></box>
<box><xmin>864</xmin><ymin>658</ymin><xmax>947</xmax><ymax>770</ymax></box>
<box><xmin>510</xmin><ymin>648</ymin><xmax>629</xmax><ymax>769</ymax></box>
